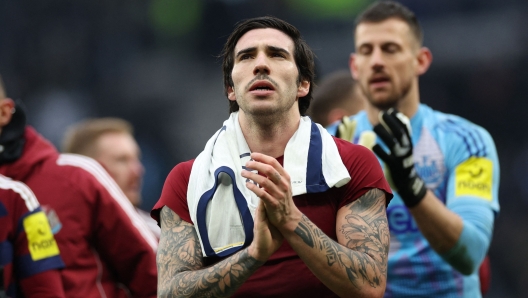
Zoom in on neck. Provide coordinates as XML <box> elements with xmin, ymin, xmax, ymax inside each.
<box><xmin>238</xmin><ymin>110</ymin><xmax>301</xmax><ymax>158</ymax></box>
<box><xmin>366</xmin><ymin>82</ymin><xmax>420</xmax><ymax>125</ymax></box>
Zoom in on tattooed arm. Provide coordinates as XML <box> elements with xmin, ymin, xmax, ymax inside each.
<box><xmin>243</xmin><ymin>153</ymin><xmax>389</xmax><ymax>297</ymax></box>
<box><xmin>291</xmin><ymin>188</ymin><xmax>389</xmax><ymax>297</ymax></box>
<box><xmin>157</xmin><ymin>204</ymin><xmax>280</xmax><ymax>298</ymax></box>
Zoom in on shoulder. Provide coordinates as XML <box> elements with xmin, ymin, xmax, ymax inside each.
<box><xmin>56</xmin><ymin>153</ymin><xmax>114</xmax><ymax>185</ymax></box>
<box><xmin>0</xmin><ymin>175</ymin><xmax>40</xmax><ymax>212</ymax></box>
<box><xmin>334</xmin><ymin>137</ymin><xmax>379</xmax><ymax>166</ymax></box>
<box><xmin>429</xmin><ymin>109</ymin><xmax>496</xmax><ymax>158</ymax></box>
<box><xmin>166</xmin><ymin>159</ymin><xmax>195</xmax><ymax>186</ymax></box>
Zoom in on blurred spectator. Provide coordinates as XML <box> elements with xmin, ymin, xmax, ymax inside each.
<box><xmin>307</xmin><ymin>69</ymin><xmax>365</xmax><ymax>127</ymax></box>
<box><xmin>0</xmin><ymin>175</ymin><xmax>65</xmax><ymax>297</ymax></box>
<box><xmin>0</xmin><ymin>76</ymin><xmax>158</xmax><ymax>297</ymax></box>
<box><xmin>62</xmin><ymin>117</ymin><xmax>161</xmax><ymax>240</ymax></box>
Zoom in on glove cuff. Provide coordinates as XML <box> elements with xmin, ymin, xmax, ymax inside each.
<box><xmin>399</xmin><ymin>176</ymin><xmax>427</xmax><ymax>208</ymax></box>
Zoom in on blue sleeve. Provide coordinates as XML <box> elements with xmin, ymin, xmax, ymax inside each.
<box><xmin>440</xmin><ymin>199</ymin><xmax>494</xmax><ymax>275</ymax></box>
<box><xmin>441</xmin><ymin>120</ymin><xmax>499</xmax><ymax>274</ymax></box>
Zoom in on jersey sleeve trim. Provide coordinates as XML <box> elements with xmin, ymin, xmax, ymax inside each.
<box><xmin>437</xmin><ymin>120</ymin><xmax>488</xmax><ymax>157</ymax></box>
<box><xmin>0</xmin><ymin>175</ymin><xmax>39</xmax><ymax>212</ymax></box>
<box><xmin>15</xmin><ymin>253</ymin><xmax>64</xmax><ymax>279</ymax></box>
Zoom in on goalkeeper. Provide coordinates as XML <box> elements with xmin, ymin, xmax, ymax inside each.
<box><xmin>327</xmin><ymin>1</ymin><xmax>499</xmax><ymax>297</ymax></box>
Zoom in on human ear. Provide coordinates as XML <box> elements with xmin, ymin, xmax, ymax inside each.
<box><xmin>0</xmin><ymin>98</ymin><xmax>15</xmax><ymax>128</ymax></box>
<box><xmin>416</xmin><ymin>47</ymin><xmax>433</xmax><ymax>76</ymax></box>
<box><xmin>297</xmin><ymin>79</ymin><xmax>310</xmax><ymax>97</ymax></box>
<box><xmin>227</xmin><ymin>86</ymin><xmax>236</xmax><ymax>101</ymax></box>
<box><xmin>349</xmin><ymin>53</ymin><xmax>360</xmax><ymax>80</ymax></box>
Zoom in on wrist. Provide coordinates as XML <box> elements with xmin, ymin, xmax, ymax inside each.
<box><xmin>277</xmin><ymin>208</ymin><xmax>303</xmax><ymax>235</ymax></box>
<box><xmin>247</xmin><ymin>243</ymin><xmax>269</xmax><ymax>262</ymax></box>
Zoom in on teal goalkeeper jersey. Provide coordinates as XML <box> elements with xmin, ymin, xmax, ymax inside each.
<box><xmin>327</xmin><ymin>104</ymin><xmax>500</xmax><ymax>297</ymax></box>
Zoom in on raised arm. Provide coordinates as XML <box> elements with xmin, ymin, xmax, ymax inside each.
<box><xmin>288</xmin><ymin>189</ymin><xmax>388</xmax><ymax>297</ymax></box>
<box><xmin>157</xmin><ymin>205</ymin><xmax>281</xmax><ymax>297</ymax></box>
<box><xmin>242</xmin><ymin>153</ymin><xmax>389</xmax><ymax>298</ymax></box>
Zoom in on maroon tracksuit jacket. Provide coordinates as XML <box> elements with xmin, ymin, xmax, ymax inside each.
<box><xmin>0</xmin><ymin>127</ymin><xmax>158</xmax><ymax>297</ymax></box>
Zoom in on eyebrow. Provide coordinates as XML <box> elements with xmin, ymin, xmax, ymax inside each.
<box><xmin>235</xmin><ymin>45</ymin><xmax>291</xmax><ymax>59</ymax></box>
<box><xmin>267</xmin><ymin>45</ymin><xmax>290</xmax><ymax>56</ymax></box>
<box><xmin>235</xmin><ymin>47</ymin><xmax>256</xmax><ymax>59</ymax></box>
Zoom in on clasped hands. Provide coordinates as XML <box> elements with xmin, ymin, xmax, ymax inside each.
<box><xmin>241</xmin><ymin>152</ymin><xmax>302</xmax><ymax>261</ymax></box>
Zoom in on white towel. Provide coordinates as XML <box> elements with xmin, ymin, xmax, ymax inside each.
<box><xmin>188</xmin><ymin>112</ymin><xmax>351</xmax><ymax>257</ymax></box>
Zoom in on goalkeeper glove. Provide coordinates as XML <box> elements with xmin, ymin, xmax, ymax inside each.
<box><xmin>336</xmin><ymin>116</ymin><xmax>356</xmax><ymax>142</ymax></box>
<box><xmin>372</xmin><ymin>108</ymin><xmax>427</xmax><ymax>208</ymax></box>
<box><xmin>336</xmin><ymin>116</ymin><xmax>377</xmax><ymax>150</ymax></box>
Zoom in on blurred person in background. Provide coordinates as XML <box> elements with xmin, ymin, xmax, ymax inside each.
<box><xmin>307</xmin><ymin>69</ymin><xmax>365</xmax><ymax>127</ymax></box>
<box><xmin>0</xmin><ymin>76</ymin><xmax>158</xmax><ymax>297</ymax></box>
<box><xmin>62</xmin><ymin>118</ymin><xmax>161</xmax><ymax>240</ymax></box>
<box><xmin>327</xmin><ymin>1</ymin><xmax>499</xmax><ymax>297</ymax></box>
<box><xmin>0</xmin><ymin>175</ymin><xmax>65</xmax><ymax>298</ymax></box>
<box><xmin>152</xmin><ymin>16</ymin><xmax>392</xmax><ymax>297</ymax></box>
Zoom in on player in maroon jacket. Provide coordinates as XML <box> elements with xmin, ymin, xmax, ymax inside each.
<box><xmin>0</xmin><ymin>76</ymin><xmax>158</xmax><ymax>297</ymax></box>
<box><xmin>153</xmin><ymin>16</ymin><xmax>392</xmax><ymax>298</ymax></box>
<box><xmin>0</xmin><ymin>175</ymin><xmax>65</xmax><ymax>298</ymax></box>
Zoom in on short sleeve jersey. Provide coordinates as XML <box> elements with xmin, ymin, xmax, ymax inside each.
<box><xmin>0</xmin><ymin>175</ymin><xmax>64</xmax><ymax>297</ymax></box>
<box><xmin>152</xmin><ymin>137</ymin><xmax>392</xmax><ymax>297</ymax></box>
<box><xmin>327</xmin><ymin>104</ymin><xmax>500</xmax><ymax>297</ymax></box>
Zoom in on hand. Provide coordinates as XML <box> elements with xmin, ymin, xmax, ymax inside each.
<box><xmin>336</xmin><ymin>116</ymin><xmax>356</xmax><ymax>142</ymax></box>
<box><xmin>241</xmin><ymin>152</ymin><xmax>302</xmax><ymax>232</ymax></box>
<box><xmin>248</xmin><ymin>200</ymin><xmax>284</xmax><ymax>261</ymax></box>
<box><xmin>372</xmin><ymin>109</ymin><xmax>427</xmax><ymax>208</ymax></box>
<box><xmin>336</xmin><ymin>116</ymin><xmax>377</xmax><ymax>150</ymax></box>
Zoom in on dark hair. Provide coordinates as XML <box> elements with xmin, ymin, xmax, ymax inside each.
<box><xmin>355</xmin><ymin>1</ymin><xmax>423</xmax><ymax>45</ymax></box>
<box><xmin>221</xmin><ymin>16</ymin><xmax>315</xmax><ymax>116</ymax></box>
<box><xmin>307</xmin><ymin>70</ymin><xmax>364</xmax><ymax>127</ymax></box>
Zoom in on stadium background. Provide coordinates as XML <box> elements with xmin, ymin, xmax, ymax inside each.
<box><xmin>0</xmin><ymin>0</ymin><xmax>526</xmax><ymax>296</ymax></box>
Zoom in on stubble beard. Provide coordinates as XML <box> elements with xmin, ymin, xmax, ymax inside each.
<box><xmin>236</xmin><ymin>86</ymin><xmax>298</xmax><ymax>126</ymax></box>
<box><xmin>361</xmin><ymin>79</ymin><xmax>413</xmax><ymax>112</ymax></box>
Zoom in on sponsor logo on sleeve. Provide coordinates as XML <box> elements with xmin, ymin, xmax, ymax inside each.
<box><xmin>455</xmin><ymin>157</ymin><xmax>493</xmax><ymax>201</ymax></box>
<box><xmin>23</xmin><ymin>211</ymin><xmax>60</xmax><ymax>261</ymax></box>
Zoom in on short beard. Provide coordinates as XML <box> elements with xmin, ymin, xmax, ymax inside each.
<box><xmin>363</xmin><ymin>80</ymin><xmax>412</xmax><ymax>112</ymax></box>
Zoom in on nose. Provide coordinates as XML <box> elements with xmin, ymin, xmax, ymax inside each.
<box><xmin>370</xmin><ymin>47</ymin><xmax>385</xmax><ymax>71</ymax></box>
<box><xmin>253</xmin><ymin>52</ymin><xmax>270</xmax><ymax>76</ymax></box>
<box><xmin>131</xmin><ymin>159</ymin><xmax>144</xmax><ymax>178</ymax></box>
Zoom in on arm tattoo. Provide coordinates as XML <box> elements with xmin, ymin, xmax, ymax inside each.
<box><xmin>157</xmin><ymin>206</ymin><xmax>264</xmax><ymax>297</ymax></box>
<box><xmin>294</xmin><ymin>188</ymin><xmax>389</xmax><ymax>289</ymax></box>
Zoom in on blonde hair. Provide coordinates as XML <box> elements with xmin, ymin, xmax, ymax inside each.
<box><xmin>62</xmin><ymin>118</ymin><xmax>133</xmax><ymax>157</ymax></box>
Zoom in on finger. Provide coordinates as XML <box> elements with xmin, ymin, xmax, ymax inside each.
<box><xmin>337</xmin><ymin>116</ymin><xmax>356</xmax><ymax>142</ymax></box>
<box><xmin>358</xmin><ymin>131</ymin><xmax>376</xmax><ymax>150</ymax></box>
<box><xmin>256</xmin><ymin>199</ymin><xmax>267</xmax><ymax>222</ymax></box>
<box><xmin>250</xmin><ymin>153</ymin><xmax>288</xmax><ymax>178</ymax></box>
<box><xmin>373</xmin><ymin>123</ymin><xmax>396</xmax><ymax>148</ymax></box>
<box><xmin>372</xmin><ymin>144</ymin><xmax>392</xmax><ymax>164</ymax></box>
<box><xmin>245</xmin><ymin>178</ymin><xmax>276</xmax><ymax>205</ymax></box>
<box><xmin>381</xmin><ymin>111</ymin><xmax>404</xmax><ymax>140</ymax></box>
<box><xmin>242</xmin><ymin>169</ymin><xmax>281</xmax><ymax>196</ymax></box>
<box><xmin>245</xmin><ymin>159</ymin><xmax>289</xmax><ymax>186</ymax></box>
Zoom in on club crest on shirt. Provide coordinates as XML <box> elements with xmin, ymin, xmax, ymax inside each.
<box><xmin>413</xmin><ymin>127</ymin><xmax>445</xmax><ymax>190</ymax></box>
<box><xmin>41</xmin><ymin>205</ymin><xmax>62</xmax><ymax>234</ymax></box>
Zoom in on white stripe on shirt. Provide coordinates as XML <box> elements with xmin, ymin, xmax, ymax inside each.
<box><xmin>0</xmin><ymin>174</ymin><xmax>39</xmax><ymax>211</ymax></box>
<box><xmin>57</xmin><ymin>154</ymin><xmax>158</xmax><ymax>251</ymax></box>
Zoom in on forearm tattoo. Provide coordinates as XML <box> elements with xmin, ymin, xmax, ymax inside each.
<box><xmin>157</xmin><ymin>206</ymin><xmax>264</xmax><ymax>297</ymax></box>
<box><xmin>294</xmin><ymin>188</ymin><xmax>389</xmax><ymax>289</ymax></box>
